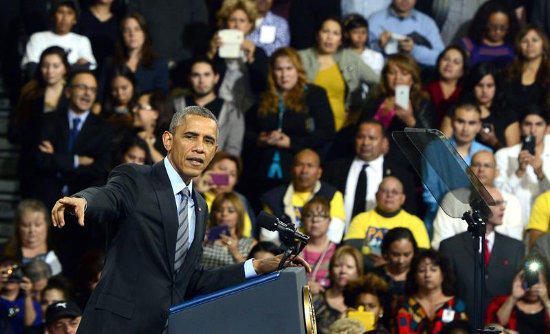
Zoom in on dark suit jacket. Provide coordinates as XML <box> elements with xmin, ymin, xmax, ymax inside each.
<box><xmin>33</xmin><ymin>109</ymin><xmax>113</xmax><ymax>209</ymax></box>
<box><xmin>439</xmin><ymin>232</ymin><xmax>525</xmax><ymax>323</ymax></box>
<box><xmin>322</xmin><ymin>157</ymin><xmax>419</xmax><ymax>215</ymax></box>
<box><xmin>75</xmin><ymin>162</ymin><xmax>245</xmax><ymax>333</ymax></box>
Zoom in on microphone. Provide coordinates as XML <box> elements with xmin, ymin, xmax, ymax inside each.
<box><xmin>257</xmin><ymin>211</ymin><xmax>310</xmax><ymax>243</ymax></box>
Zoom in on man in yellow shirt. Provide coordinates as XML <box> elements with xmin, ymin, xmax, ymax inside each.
<box><xmin>261</xmin><ymin>149</ymin><xmax>346</xmax><ymax>244</ymax></box>
<box><xmin>526</xmin><ymin>190</ymin><xmax>550</xmax><ymax>248</ymax></box>
<box><xmin>344</xmin><ymin>176</ymin><xmax>429</xmax><ymax>268</ymax></box>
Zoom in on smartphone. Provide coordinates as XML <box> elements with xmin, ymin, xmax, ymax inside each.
<box><xmin>210</xmin><ymin>173</ymin><xmax>229</xmax><ymax>186</ymax></box>
<box><xmin>524</xmin><ymin>260</ymin><xmax>540</xmax><ymax>288</ymax></box>
<box><xmin>482</xmin><ymin>123</ymin><xmax>492</xmax><ymax>134</ymax></box>
<box><xmin>395</xmin><ymin>85</ymin><xmax>410</xmax><ymax>109</ymax></box>
<box><xmin>206</xmin><ymin>224</ymin><xmax>230</xmax><ymax>242</ymax></box>
<box><xmin>522</xmin><ymin>135</ymin><xmax>535</xmax><ymax>155</ymax></box>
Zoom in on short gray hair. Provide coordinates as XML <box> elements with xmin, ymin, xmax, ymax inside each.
<box><xmin>22</xmin><ymin>259</ymin><xmax>52</xmax><ymax>282</ymax></box>
<box><xmin>169</xmin><ymin>106</ymin><xmax>219</xmax><ymax>135</ymax></box>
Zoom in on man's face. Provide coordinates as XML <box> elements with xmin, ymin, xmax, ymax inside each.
<box><xmin>189</xmin><ymin>62</ymin><xmax>219</xmax><ymax>97</ymax></box>
<box><xmin>48</xmin><ymin>316</ymin><xmax>81</xmax><ymax>334</ymax></box>
<box><xmin>452</xmin><ymin>107</ymin><xmax>481</xmax><ymax>145</ymax></box>
<box><xmin>355</xmin><ymin>123</ymin><xmax>386</xmax><ymax>162</ymax></box>
<box><xmin>376</xmin><ymin>177</ymin><xmax>405</xmax><ymax>213</ymax></box>
<box><xmin>255</xmin><ymin>0</ymin><xmax>273</xmax><ymax>16</ymax></box>
<box><xmin>392</xmin><ymin>0</ymin><xmax>416</xmax><ymax>15</ymax></box>
<box><xmin>292</xmin><ymin>150</ymin><xmax>322</xmax><ymax>192</ymax></box>
<box><xmin>470</xmin><ymin>151</ymin><xmax>498</xmax><ymax>186</ymax></box>
<box><xmin>163</xmin><ymin>115</ymin><xmax>218</xmax><ymax>184</ymax></box>
<box><xmin>66</xmin><ymin>73</ymin><xmax>98</xmax><ymax>113</ymax></box>
<box><xmin>487</xmin><ymin>187</ymin><xmax>505</xmax><ymax>227</ymax></box>
<box><xmin>521</xmin><ymin>114</ymin><xmax>548</xmax><ymax>146</ymax></box>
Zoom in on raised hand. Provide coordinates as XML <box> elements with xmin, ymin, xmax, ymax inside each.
<box><xmin>51</xmin><ymin>196</ymin><xmax>87</xmax><ymax>228</ymax></box>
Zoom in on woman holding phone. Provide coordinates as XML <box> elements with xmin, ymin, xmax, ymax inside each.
<box><xmin>200</xmin><ymin>192</ymin><xmax>257</xmax><ymax>269</ymax></box>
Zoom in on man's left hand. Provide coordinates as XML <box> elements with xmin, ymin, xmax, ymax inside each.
<box><xmin>252</xmin><ymin>254</ymin><xmax>311</xmax><ymax>275</ymax></box>
<box><xmin>39</xmin><ymin>140</ymin><xmax>54</xmax><ymax>154</ymax></box>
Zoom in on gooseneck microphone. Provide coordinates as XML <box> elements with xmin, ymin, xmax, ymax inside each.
<box><xmin>257</xmin><ymin>211</ymin><xmax>310</xmax><ymax>244</ymax></box>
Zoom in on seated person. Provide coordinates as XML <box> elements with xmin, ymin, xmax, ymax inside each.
<box><xmin>343</xmin><ymin>14</ymin><xmax>385</xmax><ymax>76</ymax></box>
<box><xmin>260</xmin><ymin>149</ymin><xmax>346</xmax><ymax>244</ymax></box>
<box><xmin>343</xmin><ymin>177</ymin><xmax>429</xmax><ymax>268</ymax></box>
<box><xmin>432</xmin><ymin>150</ymin><xmax>523</xmax><ymax>249</ymax></box>
<box><xmin>485</xmin><ymin>255</ymin><xmax>550</xmax><ymax>333</ymax></box>
<box><xmin>343</xmin><ymin>272</ymin><xmax>390</xmax><ymax>332</ymax></box>
<box><xmin>21</xmin><ymin>0</ymin><xmax>96</xmax><ymax>76</ymax></box>
<box><xmin>40</xmin><ymin>283</ymin><xmax>71</xmax><ymax>318</ymax></box>
<box><xmin>45</xmin><ymin>300</ymin><xmax>82</xmax><ymax>334</ymax></box>
<box><xmin>173</xmin><ymin>58</ymin><xmax>244</xmax><ymax>156</ymax></box>
<box><xmin>246</xmin><ymin>241</ymin><xmax>280</xmax><ymax>260</ymax></box>
<box><xmin>200</xmin><ymin>192</ymin><xmax>257</xmax><ymax>269</ymax></box>
<box><xmin>2</xmin><ymin>199</ymin><xmax>62</xmax><ymax>275</ymax></box>
<box><xmin>248</xmin><ymin>0</ymin><xmax>290</xmax><ymax>56</ymax></box>
<box><xmin>0</xmin><ymin>258</ymin><xmax>42</xmax><ymax>333</ymax></box>
<box><xmin>368</xmin><ymin>0</ymin><xmax>444</xmax><ymax>67</ymax></box>
<box><xmin>495</xmin><ymin>106</ymin><xmax>550</xmax><ymax>234</ymax></box>
<box><xmin>301</xmin><ymin>196</ymin><xmax>337</xmax><ymax>294</ymax></box>
<box><xmin>22</xmin><ymin>259</ymin><xmax>52</xmax><ymax>304</ymax></box>
<box><xmin>394</xmin><ymin>250</ymin><xmax>468</xmax><ymax>334</ymax></box>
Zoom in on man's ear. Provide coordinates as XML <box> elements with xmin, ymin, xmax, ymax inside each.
<box><xmin>214</xmin><ymin>73</ymin><xmax>220</xmax><ymax>85</ymax></box>
<box><xmin>162</xmin><ymin>131</ymin><xmax>173</xmax><ymax>151</ymax></box>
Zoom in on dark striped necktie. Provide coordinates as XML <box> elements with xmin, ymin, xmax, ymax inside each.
<box><xmin>174</xmin><ymin>188</ymin><xmax>190</xmax><ymax>273</ymax></box>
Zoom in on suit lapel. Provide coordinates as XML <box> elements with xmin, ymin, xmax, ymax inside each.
<box><xmin>152</xmin><ymin>162</ymin><xmax>179</xmax><ymax>274</ymax></box>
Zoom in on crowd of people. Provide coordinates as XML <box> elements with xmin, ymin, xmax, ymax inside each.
<box><xmin>2</xmin><ymin>0</ymin><xmax>550</xmax><ymax>333</ymax></box>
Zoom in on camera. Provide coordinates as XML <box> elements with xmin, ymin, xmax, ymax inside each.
<box><xmin>1</xmin><ymin>265</ymin><xmax>23</xmax><ymax>283</ymax></box>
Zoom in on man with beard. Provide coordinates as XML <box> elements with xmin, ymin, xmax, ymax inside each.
<box><xmin>173</xmin><ymin>58</ymin><xmax>244</xmax><ymax>155</ymax></box>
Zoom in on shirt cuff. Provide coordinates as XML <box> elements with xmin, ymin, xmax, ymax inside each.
<box><xmin>74</xmin><ymin>155</ymin><xmax>79</xmax><ymax>168</ymax></box>
<box><xmin>244</xmin><ymin>258</ymin><xmax>257</xmax><ymax>279</ymax></box>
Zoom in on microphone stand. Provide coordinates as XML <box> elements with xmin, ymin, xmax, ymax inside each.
<box><xmin>277</xmin><ymin>226</ymin><xmax>309</xmax><ymax>270</ymax></box>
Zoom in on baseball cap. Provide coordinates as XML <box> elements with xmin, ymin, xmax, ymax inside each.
<box><xmin>46</xmin><ymin>301</ymin><xmax>82</xmax><ymax>325</ymax></box>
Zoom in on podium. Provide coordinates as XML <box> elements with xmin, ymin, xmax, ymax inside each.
<box><xmin>168</xmin><ymin>267</ymin><xmax>316</xmax><ymax>333</ymax></box>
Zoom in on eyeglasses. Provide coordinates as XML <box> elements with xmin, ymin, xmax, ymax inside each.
<box><xmin>487</xmin><ymin>24</ymin><xmax>509</xmax><ymax>32</ymax></box>
<box><xmin>303</xmin><ymin>212</ymin><xmax>330</xmax><ymax>219</ymax></box>
<box><xmin>72</xmin><ymin>84</ymin><xmax>98</xmax><ymax>94</ymax></box>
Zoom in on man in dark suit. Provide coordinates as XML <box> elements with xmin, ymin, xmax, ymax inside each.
<box><xmin>323</xmin><ymin>119</ymin><xmax>418</xmax><ymax>231</ymax></box>
<box><xmin>439</xmin><ymin>186</ymin><xmax>525</xmax><ymax>324</ymax></box>
<box><xmin>50</xmin><ymin>106</ymin><xmax>309</xmax><ymax>333</ymax></box>
<box><xmin>33</xmin><ymin>70</ymin><xmax>113</xmax><ymax>275</ymax></box>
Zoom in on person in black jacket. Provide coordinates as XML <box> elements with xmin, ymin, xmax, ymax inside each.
<box><xmin>242</xmin><ymin>47</ymin><xmax>335</xmax><ymax>208</ymax></box>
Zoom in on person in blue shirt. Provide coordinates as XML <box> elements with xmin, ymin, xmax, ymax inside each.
<box><xmin>368</xmin><ymin>0</ymin><xmax>444</xmax><ymax>67</ymax></box>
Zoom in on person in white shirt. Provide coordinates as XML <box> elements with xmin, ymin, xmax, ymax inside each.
<box><xmin>432</xmin><ymin>150</ymin><xmax>523</xmax><ymax>249</ymax></box>
<box><xmin>22</xmin><ymin>0</ymin><xmax>97</xmax><ymax>76</ymax></box>
<box><xmin>494</xmin><ymin>107</ymin><xmax>550</xmax><ymax>226</ymax></box>
<box><xmin>343</xmin><ymin>14</ymin><xmax>384</xmax><ymax>75</ymax></box>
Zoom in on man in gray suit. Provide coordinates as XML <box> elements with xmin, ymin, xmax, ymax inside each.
<box><xmin>439</xmin><ymin>186</ymin><xmax>525</xmax><ymax>324</ymax></box>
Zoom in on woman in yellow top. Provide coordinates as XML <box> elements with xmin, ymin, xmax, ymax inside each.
<box><xmin>298</xmin><ymin>17</ymin><xmax>379</xmax><ymax>131</ymax></box>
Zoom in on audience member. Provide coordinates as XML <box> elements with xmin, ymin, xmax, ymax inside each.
<box><xmin>33</xmin><ymin>71</ymin><xmax>113</xmax><ymax>274</ymax></box>
<box><xmin>526</xmin><ymin>190</ymin><xmax>550</xmax><ymax>249</ymax></box>
<box><xmin>440</xmin><ymin>186</ymin><xmax>525</xmax><ymax>323</ymax></box>
<box><xmin>323</xmin><ymin>120</ymin><xmax>419</xmax><ymax>227</ymax></box>
<box><xmin>261</xmin><ymin>149</ymin><xmax>346</xmax><ymax>244</ymax></box>
<box><xmin>173</xmin><ymin>58</ymin><xmax>244</xmax><ymax>156</ymax></box>
<box><xmin>314</xmin><ymin>246</ymin><xmax>364</xmax><ymax>334</ymax></box>
<box><xmin>495</xmin><ymin>106</ymin><xmax>550</xmax><ymax>227</ymax></box>
<box><xmin>371</xmin><ymin>227</ymin><xmax>418</xmax><ymax>298</ymax></box>
<box><xmin>394</xmin><ymin>249</ymin><xmax>467</xmax><ymax>334</ymax></box>
<box><xmin>248</xmin><ymin>0</ymin><xmax>290</xmax><ymax>56</ymax></box>
<box><xmin>301</xmin><ymin>196</ymin><xmax>337</xmax><ymax>294</ymax></box>
<box><xmin>531</xmin><ymin>234</ymin><xmax>550</xmax><ymax>268</ymax></box>
<box><xmin>126</xmin><ymin>0</ymin><xmax>209</xmax><ymax>81</ymax></box>
<box><xmin>343</xmin><ymin>273</ymin><xmax>390</xmax><ymax>332</ymax></box>
<box><xmin>112</xmin><ymin>136</ymin><xmax>151</xmax><ymax>168</ymax></box>
<box><xmin>246</xmin><ymin>241</ymin><xmax>280</xmax><ymax>260</ymax></box>
<box><xmin>21</xmin><ymin>0</ymin><xmax>96</xmax><ymax>77</ymax></box>
<box><xmin>45</xmin><ymin>300</ymin><xmax>82</xmax><ymax>334</ymax></box>
<box><xmin>21</xmin><ymin>259</ymin><xmax>52</xmax><ymax>305</ymax></box>
<box><xmin>3</xmin><ymin>199</ymin><xmax>62</xmax><ymax>275</ymax></box>
<box><xmin>77</xmin><ymin>0</ymin><xmax>118</xmax><ymax>71</ymax></box>
<box><xmin>369</xmin><ymin>0</ymin><xmax>445</xmax><ymax>67</ymax></box>
<box><xmin>341</xmin><ymin>0</ymin><xmax>391</xmax><ymax>21</ymax></box>
<box><xmin>441</xmin><ymin>62</ymin><xmax>520</xmax><ymax>150</ymax></box>
<box><xmin>40</xmin><ymin>283</ymin><xmax>71</xmax><ymax>318</ymax></box>
<box><xmin>504</xmin><ymin>25</ymin><xmax>550</xmax><ymax>117</ymax></box>
<box><xmin>299</xmin><ymin>17</ymin><xmax>379</xmax><ymax>131</ymax></box>
<box><xmin>432</xmin><ymin>150</ymin><xmax>523</xmax><ymax>249</ymax></box>
<box><xmin>328</xmin><ymin>318</ymin><xmax>367</xmax><ymax>334</ymax></box>
<box><xmin>358</xmin><ymin>53</ymin><xmax>435</xmax><ymax>151</ymax></box>
<box><xmin>439</xmin><ymin>320</ymin><xmax>475</xmax><ymax>334</ymax></box>
<box><xmin>244</xmin><ymin>47</ymin><xmax>335</xmax><ymax>193</ymax></box>
<box><xmin>288</xmin><ymin>0</ymin><xmax>341</xmax><ymax>50</ymax></box>
<box><xmin>485</xmin><ymin>255</ymin><xmax>550</xmax><ymax>333</ymax></box>
<box><xmin>343</xmin><ymin>177</ymin><xmax>429</xmax><ymax>268</ymax></box>
<box><xmin>0</xmin><ymin>259</ymin><xmax>41</xmax><ymax>334</ymax></box>
<box><xmin>423</xmin><ymin>45</ymin><xmax>468</xmax><ymax>127</ymax></box>
<box><xmin>343</xmin><ymin>14</ymin><xmax>385</xmax><ymax>76</ymax></box>
<box><xmin>101</xmin><ymin>13</ymin><xmax>169</xmax><ymax>98</ymax></box>
<box><xmin>73</xmin><ymin>250</ymin><xmax>104</xmax><ymax>311</ymax></box>
<box><xmin>207</xmin><ymin>0</ymin><xmax>269</xmax><ymax>112</ymax></box>
<box><xmin>101</xmin><ymin>66</ymin><xmax>138</xmax><ymax>120</ymax></box>
<box><xmin>200</xmin><ymin>192</ymin><xmax>257</xmax><ymax>269</ymax></box>
<box><xmin>195</xmin><ymin>152</ymin><xmax>256</xmax><ymax>237</ymax></box>
<box><xmin>9</xmin><ymin>47</ymin><xmax>70</xmax><ymax>199</ymax></box>
<box><xmin>423</xmin><ymin>101</ymin><xmax>492</xmax><ymax>234</ymax></box>
<box><xmin>460</xmin><ymin>0</ymin><xmax>518</xmax><ymax>69</ymax></box>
